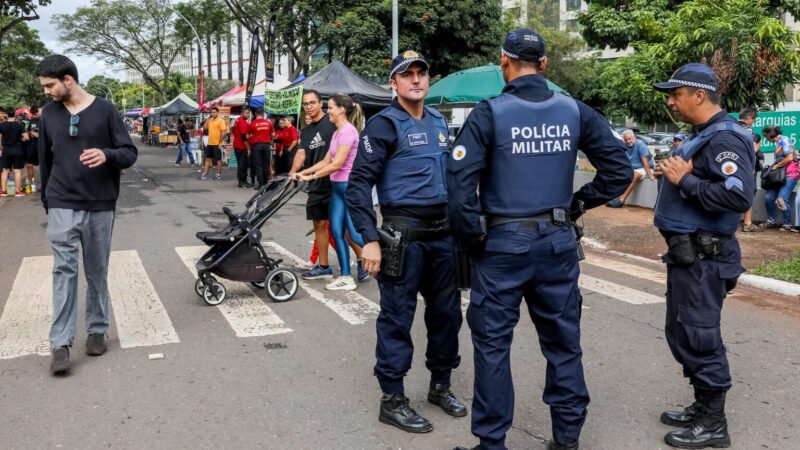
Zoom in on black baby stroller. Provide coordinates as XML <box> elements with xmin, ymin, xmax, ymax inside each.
<box><xmin>193</xmin><ymin>175</ymin><xmax>303</xmax><ymax>305</ymax></box>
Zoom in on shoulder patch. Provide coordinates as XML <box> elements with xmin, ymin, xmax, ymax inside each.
<box><xmin>452</xmin><ymin>145</ymin><xmax>466</xmax><ymax>161</ymax></box>
<box><xmin>715</xmin><ymin>151</ymin><xmax>740</xmax><ymax>163</ymax></box>
<box><xmin>721</xmin><ymin>161</ymin><xmax>738</xmax><ymax>175</ymax></box>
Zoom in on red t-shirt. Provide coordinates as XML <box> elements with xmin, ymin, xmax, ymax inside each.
<box><xmin>274</xmin><ymin>125</ymin><xmax>298</xmax><ymax>155</ymax></box>
<box><xmin>248</xmin><ymin>118</ymin><xmax>273</xmax><ymax>144</ymax></box>
<box><xmin>232</xmin><ymin>116</ymin><xmax>249</xmax><ymax>149</ymax></box>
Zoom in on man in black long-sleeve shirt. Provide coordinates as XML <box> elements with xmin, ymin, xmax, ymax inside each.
<box><xmin>36</xmin><ymin>55</ymin><xmax>138</xmax><ymax>375</ymax></box>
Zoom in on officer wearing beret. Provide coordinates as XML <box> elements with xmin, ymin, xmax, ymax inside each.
<box><xmin>347</xmin><ymin>51</ymin><xmax>466</xmax><ymax>434</ymax></box>
<box><xmin>652</xmin><ymin>63</ymin><xmax>754</xmax><ymax>449</ymax></box>
<box><xmin>448</xmin><ymin>29</ymin><xmax>632</xmax><ymax>450</ymax></box>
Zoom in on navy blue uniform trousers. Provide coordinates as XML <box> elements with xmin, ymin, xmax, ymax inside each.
<box><xmin>664</xmin><ymin>239</ymin><xmax>740</xmax><ymax>392</ymax></box>
<box><xmin>374</xmin><ymin>235</ymin><xmax>463</xmax><ymax>394</ymax></box>
<box><xmin>469</xmin><ymin>223</ymin><xmax>588</xmax><ymax>449</ymax></box>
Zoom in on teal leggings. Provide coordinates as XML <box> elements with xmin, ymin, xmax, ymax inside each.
<box><xmin>330</xmin><ymin>181</ymin><xmax>363</xmax><ymax>276</ymax></box>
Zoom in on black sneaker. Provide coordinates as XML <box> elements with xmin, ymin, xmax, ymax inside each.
<box><xmin>51</xmin><ymin>346</ymin><xmax>70</xmax><ymax>375</ymax></box>
<box><xmin>86</xmin><ymin>333</ymin><xmax>107</xmax><ymax>356</ymax></box>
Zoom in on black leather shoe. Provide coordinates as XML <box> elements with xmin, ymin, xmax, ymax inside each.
<box><xmin>547</xmin><ymin>440</ymin><xmax>579</xmax><ymax>450</ymax></box>
<box><xmin>428</xmin><ymin>384</ymin><xmax>467</xmax><ymax>417</ymax></box>
<box><xmin>664</xmin><ymin>417</ymin><xmax>730</xmax><ymax>449</ymax></box>
<box><xmin>379</xmin><ymin>393</ymin><xmax>433</xmax><ymax>433</ymax></box>
<box><xmin>51</xmin><ymin>346</ymin><xmax>70</xmax><ymax>375</ymax></box>
<box><xmin>86</xmin><ymin>333</ymin><xmax>107</xmax><ymax>356</ymax></box>
<box><xmin>661</xmin><ymin>401</ymin><xmax>702</xmax><ymax>427</ymax></box>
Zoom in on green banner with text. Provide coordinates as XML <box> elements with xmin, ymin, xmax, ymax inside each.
<box><xmin>732</xmin><ymin>111</ymin><xmax>799</xmax><ymax>153</ymax></box>
<box><xmin>265</xmin><ymin>85</ymin><xmax>304</xmax><ymax>116</ymax></box>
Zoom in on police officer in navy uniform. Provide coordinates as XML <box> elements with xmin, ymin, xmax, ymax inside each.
<box><xmin>652</xmin><ymin>63</ymin><xmax>754</xmax><ymax>449</ymax></box>
<box><xmin>448</xmin><ymin>29</ymin><xmax>632</xmax><ymax>450</ymax></box>
<box><xmin>347</xmin><ymin>51</ymin><xmax>466</xmax><ymax>433</ymax></box>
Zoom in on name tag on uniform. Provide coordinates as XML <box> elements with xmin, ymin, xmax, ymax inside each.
<box><xmin>408</xmin><ymin>133</ymin><xmax>428</xmax><ymax>146</ymax></box>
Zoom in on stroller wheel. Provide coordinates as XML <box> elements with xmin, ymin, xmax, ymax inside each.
<box><xmin>195</xmin><ymin>276</ymin><xmax>217</xmax><ymax>297</ymax></box>
<box><xmin>250</xmin><ymin>281</ymin><xmax>265</xmax><ymax>289</ymax></box>
<box><xmin>265</xmin><ymin>267</ymin><xmax>298</xmax><ymax>302</ymax></box>
<box><xmin>202</xmin><ymin>280</ymin><xmax>227</xmax><ymax>306</ymax></box>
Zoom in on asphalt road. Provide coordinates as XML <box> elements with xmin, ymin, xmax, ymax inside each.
<box><xmin>0</xmin><ymin>143</ymin><xmax>798</xmax><ymax>450</ymax></box>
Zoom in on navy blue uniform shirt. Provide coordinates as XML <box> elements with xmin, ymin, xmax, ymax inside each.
<box><xmin>447</xmin><ymin>74</ymin><xmax>632</xmax><ymax>241</ymax></box>
<box><xmin>347</xmin><ymin>100</ymin><xmax>448</xmax><ymax>244</ymax></box>
<box><xmin>674</xmin><ymin>110</ymin><xmax>755</xmax><ymax>218</ymax></box>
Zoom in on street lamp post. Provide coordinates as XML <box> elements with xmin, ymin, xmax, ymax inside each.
<box><xmin>392</xmin><ymin>0</ymin><xmax>398</xmax><ymax>98</ymax></box>
<box><xmin>169</xmin><ymin>7</ymin><xmax>203</xmax><ymax>100</ymax></box>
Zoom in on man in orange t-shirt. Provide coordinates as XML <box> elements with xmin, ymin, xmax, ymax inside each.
<box><xmin>201</xmin><ymin>106</ymin><xmax>229</xmax><ymax>180</ymax></box>
<box><xmin>248</xmin><ymin>108</ymin><xmax>274</xmax><ymax>188</ymax></box>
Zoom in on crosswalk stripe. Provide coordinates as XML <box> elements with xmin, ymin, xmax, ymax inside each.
<box><xmin>263</xmin><ymin>241</ymin><xmax>380</xmax><ymax>325</ymax></box>
<box><xmin>108</xmin><ymin>251</ymin><xmax>180</xmax><ymax>348</ymax></box>
<box><xmin>579</xmin><ymin>274</ymin><xmax>665</xmax><ymax>305</ymax></box>
<box><xmin>583</xmin><ymin>254</ymin><xmax>666</xmax><ymax>284</ymax></box>
<box><xmin>0</xmin><ymin>256</ymin><xmax>53</xmax><ymax>359</ymax></box>
<box><xmin>175</xmin><ymin>246</ymin><xmax>293</xmax><ymax>337</ymax></box>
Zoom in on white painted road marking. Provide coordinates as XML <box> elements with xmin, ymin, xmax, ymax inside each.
<box><xmin>583</xmin><ymin>254</ymin><xmax>667</xmax><ymax>284</ymax></box>
<box><xmin>108</xmin><ymin>251</ymin><xmax>180</xmax><ymax>348</ymax></box>
<box><xmin>264</xmin><ymin>241</ymin><xmax>380</xmax><ymax>324</ymax></box>
<box><xmin>175</xmin><ymin>246</ymin><xmax>293</xmax><ymax>337</ymax></box>
<box><xmin>0</xmin><ymin>256</ymin><xmax>53</xmax><ymax>359</ymax></box>
<box><xmin>579</xmin><ymin>274</ymin><xmax>665</xmax><ymax>305</ymax></box>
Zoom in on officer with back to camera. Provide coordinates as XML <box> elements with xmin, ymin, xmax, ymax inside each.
<box><xmin>347</xmin><ymin>50</ymin><xmax>466</xmax><ymax>434</ymax></box>
<box><xmin>651</xmin><ymin>63</ymin><xmax>754</xmax><ymax>449</ymax></box>
<box><xmin>448</xmin><ymin>29</ymin><xmax>632</xmax><ymax>450</ymax></box>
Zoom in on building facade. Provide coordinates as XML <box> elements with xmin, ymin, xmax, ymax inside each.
<box><xmin>125</xmin><ymin>23</ymin><xmax>293</xmax><ymax>86</ymax></box>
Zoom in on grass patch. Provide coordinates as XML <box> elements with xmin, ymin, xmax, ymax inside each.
<box><xmin>751</xmin><ymin>251</ymin><xmax>800</xmax><ymax>283</ymax></box>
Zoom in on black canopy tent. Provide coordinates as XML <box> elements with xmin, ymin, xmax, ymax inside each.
<box><xmin>158</xmin><ymin>93</ymin><xmax>200</xmax><ymax>116</ymax></box>
<box><xmin>287</xmin><ymin>60</ymin><xmax>393</xmax><ymax>111</ymax></box>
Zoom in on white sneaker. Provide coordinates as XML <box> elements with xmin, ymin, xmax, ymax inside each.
<box><xmin>325</xmin><ymin>276</ymin><xmax>357</xmax><ymax>291</ymax></box>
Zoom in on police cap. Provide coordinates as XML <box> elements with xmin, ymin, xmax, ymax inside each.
<box><xmin>653</xmin><ymin>63</ymin><xmax>719</xmax><ymax>92</ymax></box>
<box><xmin>502</xmin><ymin>28</ymin><xmax>545</xmax><ymax>63</ymax></box>
<box><xmin>390</xmin><ymin>51</ymin><xmax>430</xmax><ymax>78</ymax></box>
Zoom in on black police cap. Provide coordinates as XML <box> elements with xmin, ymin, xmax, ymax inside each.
<box><xmin>502</xmin><ymin>28</ymin><xmax>545</xmax><ymax>63</ymax></box>
<box><xmin>390</xmin><ymin>51</ymin><xmax>430</xmax><ymax>78</ymax></box>
<box><xmin>653</xmin><ymin>63</ymin><xmax>719</xmax><ymax>92</ymax></box>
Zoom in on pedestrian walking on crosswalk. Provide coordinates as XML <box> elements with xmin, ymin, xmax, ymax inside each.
<box><xmin>36</xmin><ymin>54</ymin><xmax>138</xmax><ymax>375</ymax></box>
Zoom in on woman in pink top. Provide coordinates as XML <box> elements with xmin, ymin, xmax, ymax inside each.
<box><xmin>296</xmin><ymin>94</ymin><xmax>366</xmax><ymax>290</ymax></box>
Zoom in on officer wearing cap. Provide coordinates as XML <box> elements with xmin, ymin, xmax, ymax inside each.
<box><xmin>651</xmin><ymin>63</ymin><xmax>754</xmax><ymax>449</ymax></box>
<box><xmin>448</xmin><ymin>29</ymin><xmax>631</xmax><ymax>450</ymax></box>
<box><xmin>347</xmin><ymin>50</ymin><xmax>466</xmax><ymax>434</ymax></box>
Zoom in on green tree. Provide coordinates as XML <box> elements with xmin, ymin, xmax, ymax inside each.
<box><xmin>319</xmin><ymin>0</ymin><xmax>503</xmax><ymax>81</ymax></box>
<box><xmin>502</xmin><ymin>1</ymin><xmax>602</xmax><ymax>105</ymax></box>
<box><xmin>578</xmin><ymin>0</ymin><xmax>800</xmax><ymax>123</ymax></box>
<box><xmin>0</xmin><ymin>21</ymin><xmax>48</xmax><ymax>109</ymax></box>
<box><xmin>174</xmin><ymin>0</ymin><xmax>233</xmax><ymax>79</ymax></box>
<box><xmin>54</xmin><ymin>0</ymin><xmax>193</xmax><ymax>104</ymax></box>
<box><xmin>0</xmin><ymin>0</ymin><xmax>50</xmax><ymax>51</ymax></box>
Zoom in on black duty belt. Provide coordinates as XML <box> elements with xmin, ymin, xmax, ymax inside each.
<box><xmin>382</xmin><ymin>216</ymin><xmax>450</xmax><ymax>241</ymax></box>
<box><xmin>487</xmin><ymin>209</ymin><xmax>570</xmax><ymax>230</ymax></box>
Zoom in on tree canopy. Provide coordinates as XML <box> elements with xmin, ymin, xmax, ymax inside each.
<box><xmin>54</xmin><ymin>0</ymin><xmax>193</xmax><ymax>104</ymax></box>
<box><xmin>0</xmin><ymin>20</ymin><xmax>48</xmax><ymax>109</ymax></box>
<box><xmin>0</xmin><ymin>0</ymin><xmax>50</xmax><ymax>51</ymax></box>
<box><xmin>579</xmin><ymin>0</ymin><xmax>800</xmax><ymax>124</ymax></box>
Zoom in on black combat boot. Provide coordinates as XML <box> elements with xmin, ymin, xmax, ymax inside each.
<box><xmin>428</xmin><ymin>384</ymin><xmax>468</xmax><ymax>417</ymax></box>
<box><xmin>661</xmin><ymin>390</ymin><xmax>703</xmax><ymax>427</ymax></box>
<box><xmin>664</xmin><ymin>391</ymin><xmax>731</xmax><ymax>449</ymax></box>
<box><xmin>379</xmin><ymin>393</ymin><xmax>433</xmax><ymax>433</ymax></box>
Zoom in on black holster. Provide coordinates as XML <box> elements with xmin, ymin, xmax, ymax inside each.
<box><xmin>454</xmin><ymin>243</ymin><xmax>472</xmax><ymax>290</ymax></box>
<box><xmin>668</xmin><ymin>234</ymin><xmax>697</xmax><ymax>265</ymax></box>
<box><xmin>377</xmin><ymin>225</ymin><xmax>408</xmax><ymax>278</ymax></box>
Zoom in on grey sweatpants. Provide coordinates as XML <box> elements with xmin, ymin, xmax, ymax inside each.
<box><xmin>47</xmin><ymin>208</ymin><xmax>115</xmax><ymax>348</ymax></box>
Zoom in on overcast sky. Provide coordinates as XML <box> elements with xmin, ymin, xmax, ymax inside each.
<box><xmin>35</xmin><ymin>0</ymin><xmax>112</xmax><ymax>82</ymax></box>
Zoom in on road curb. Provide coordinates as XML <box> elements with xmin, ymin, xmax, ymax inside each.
<box><xmin>583</xmin><ymin>238</ymin><xmax>800</xmax><ymax>299</ymax></box>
